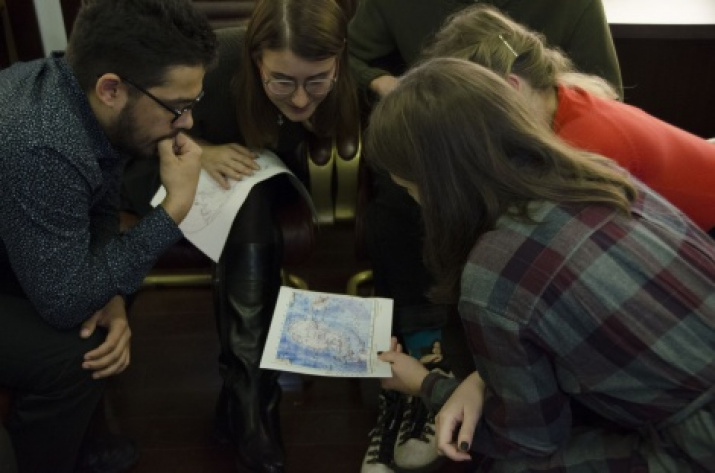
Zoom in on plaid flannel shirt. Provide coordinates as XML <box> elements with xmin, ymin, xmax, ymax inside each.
<box><xmin>425</xmin><ymin>182</ymin><xmax>715</xmax><ymax>471</ymax></box>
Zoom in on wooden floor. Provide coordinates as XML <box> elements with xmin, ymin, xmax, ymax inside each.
<box><xmin>106</xmin><ymin>223</ymin><xmax>468</xmax><ymax>473</ymax></box>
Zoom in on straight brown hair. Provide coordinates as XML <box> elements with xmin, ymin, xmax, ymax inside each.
<box><xmin>366</xmin><ymin>58</ymin><xmax>636</xmax><ymax>303</ymax></box>
<box><xmin>236</xmin><ymin>0</ymin><xmax>359</xmax><ymax>149</ymax></box>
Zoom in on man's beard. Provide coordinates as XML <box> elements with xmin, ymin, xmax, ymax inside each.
<box><xmin>108</xmin><ymin>102</ymin><xmax>175</xmax><ymax>159</ymax></box>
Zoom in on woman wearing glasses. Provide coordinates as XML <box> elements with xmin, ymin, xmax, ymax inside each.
<box><xmin>198</xmin><ymin>1</ymin><xmax>358</xmax><ymax>472</ymax></box>
<box><xmin>121</xmin><ymin>0</ymin><xmax>358</xmax><ymax>472</ymax></box>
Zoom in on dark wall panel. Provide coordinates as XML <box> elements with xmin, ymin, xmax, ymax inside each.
<box><xmin>613</xmin><ymin>35</ymin><xmax>715</xmax><ymax>139</ymax></box>
<box><xmin>4</xmin><ymin>0</ymin><xmax>42</xmax><ymax>63</ymax></box>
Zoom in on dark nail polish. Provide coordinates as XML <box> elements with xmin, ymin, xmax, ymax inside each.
<box><xmin>377</xmin><ymin>351</ymin><xmax>383</xmax><ymax>355</ymax></box>
<box><xmin>459</xmin><ymin>441</ymin><xmax>469</xmax><ymax>452</ymax></box>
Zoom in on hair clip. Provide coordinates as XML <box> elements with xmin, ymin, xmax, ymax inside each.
<box><xmin>498</xmin><ymin>34</ymin><xmax>519</xmax><ymax>58</ymax></box>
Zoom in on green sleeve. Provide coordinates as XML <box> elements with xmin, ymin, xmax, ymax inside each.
<box><xmin>347</xmin><ymin>0</ymin><xmax>395</xmax><ymax>93</ymax></box>
<box><xmin>564</xmin><ymin>0</ymin><xmax>623</xmax><ymax>98</ymax></box>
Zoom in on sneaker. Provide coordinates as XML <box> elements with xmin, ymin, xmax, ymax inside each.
<box><xmin>392</xmin><ymin>396</ymin><xmax>442</xmax><ymax>473</ymax></box>
<box><xmin>74</xmin><ymin>434</ymin><xmax>139</xmax><ymax>473</ymax></box>
<box><xmin>360</xmin><ymin>390</ymin><xmax>406</xmax><ymax>473</ymax></box>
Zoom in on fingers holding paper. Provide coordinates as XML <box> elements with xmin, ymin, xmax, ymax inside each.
<box><xmin>377</xmin><ymin>336</ymin><xmax>430</xmax><ymax>396</ymax></box>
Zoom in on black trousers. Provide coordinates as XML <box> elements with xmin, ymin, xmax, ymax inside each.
<box><xmin>364</xmin><ymin>171</ymin><xmax>453</xmax><ymax>332</ymax></box>
<box><xmin>0</xmin><ymin>295</ymin><xmax>106</xmax><ymax>473</ymax></box>
<box><xmin>365</xmin><ymin>171</ymin><xmax>478</xmax><ymax>378</ymax></box>
<box><xmin>0</xmin><ymin>423</ymin><xmax>17</xmax><ymax>473</ymax></box>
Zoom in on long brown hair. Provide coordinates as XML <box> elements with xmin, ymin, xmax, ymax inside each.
<box><xmin>421</xmin><ymin>4</ymin><xmax>618</xmax><ymax>99</ymax></box>
<box><xmin>366</xmin><ymin>58</ymin><xmax>636</xmax><ymax>303</ymax></box>
<box><xmin>236</xmin><ymin>0</ymin><xmax>359</xmax><ymax>148</ymax></box>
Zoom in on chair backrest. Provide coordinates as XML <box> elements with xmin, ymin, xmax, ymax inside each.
<box><xmin>193</xmin><ymin>1</ymin><xmax>256</xmax><ymax>29</ymax></box>
<box><xmin>60</xmin><ymin>0</ymin><xmax>257</xmax><ymax>35</ymax></box>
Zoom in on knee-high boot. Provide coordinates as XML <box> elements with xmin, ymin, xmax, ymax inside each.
<box><xmin>214</xmin><ymin>242</ymin><xmax>284</xmax><ymax>473</ymax></box>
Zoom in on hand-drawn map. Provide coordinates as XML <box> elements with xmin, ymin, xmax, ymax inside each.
<box><xmin>260</xmin><ymin>287</ymin><xmax>393</xmax><ymax>378</ymax></box>
<box><xmin>151</xmin><ymin>150</ymin><xmax>315</xmax><ymax>262</ymax></box>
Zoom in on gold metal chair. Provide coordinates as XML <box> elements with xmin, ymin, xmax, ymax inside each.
<box><xmin>305</xmin><ymin>128</ymin><xmax>373</xmax><ymax>296</ymax></box>
<box><xmin>317</xmin><ymin>132</ymin><xmax>375</xmax><ymax>297</ymax></box>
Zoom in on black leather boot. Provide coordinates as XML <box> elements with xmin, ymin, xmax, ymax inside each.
<box><xmin>214</xmin><ymin>243</ymin><xmax>285</xmax><ymax>473</ymax></box>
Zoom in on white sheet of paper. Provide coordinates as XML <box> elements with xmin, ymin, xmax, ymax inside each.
<box><xmin>151</xmin><ymin>150</ymin><xmax>315</xmax><ymax>262</ymax></box>
<box><xmin>260</xmin><ymin>287</ymin><xmax>394</xmax><ymax>378</ymax></box>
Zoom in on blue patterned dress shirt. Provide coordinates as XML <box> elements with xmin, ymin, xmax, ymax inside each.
<box><xmin>0</xmin><ymin>54</ymin><xmax>182</xmax><ymax>329</ymax></box>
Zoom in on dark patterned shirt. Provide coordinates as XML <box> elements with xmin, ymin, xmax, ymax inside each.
<box><xmin>0</xmin><ymin>55</ymin><xmax>182</xmax><ymax>329</ymax></box>
<box><xmin>422</xmin><ymin>183</ymin><xmax>715</xmax><ymax>467</ymax></box>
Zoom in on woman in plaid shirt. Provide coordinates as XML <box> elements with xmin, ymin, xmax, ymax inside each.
<box><xmin>369</xmin><ymin>58</ymin><xmax>715</xmax><ymax>472</ymax></box>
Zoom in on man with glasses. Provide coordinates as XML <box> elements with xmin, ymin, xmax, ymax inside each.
<box><xmin>120</xmin><ymin>76</ymin><xmax>206</xmax><ymax>125</ymax></box>
<box><xmin>0</xmin><ymin>1</ymin><xmax>217</xmax><ymax>472</ymax></box>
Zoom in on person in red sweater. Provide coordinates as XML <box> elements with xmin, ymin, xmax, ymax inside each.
<box><xmin>423</xmin><ymin>4</ymin><xmax>715</xmax><ymax>235</ymax></box>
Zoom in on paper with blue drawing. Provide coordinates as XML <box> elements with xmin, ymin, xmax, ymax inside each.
<box><xmin>260</xmin><ymin>287</ymin><xmax>394</xmax><ymax>378</ymax></box>
<box><xmin>151</xmin><ymin>150</ymin><xmax>315</xmax><ymax>262</ymax></box>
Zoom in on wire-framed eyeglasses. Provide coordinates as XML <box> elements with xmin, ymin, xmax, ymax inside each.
<box><xmin>262</xmin><ymin>67</ymin><xmax>337</xmax><ymax>98</ymax></box>
<box><xmin>120</xmin><ymin>76</ymin><xmax>205</xmax><ymax>123</ymax></box>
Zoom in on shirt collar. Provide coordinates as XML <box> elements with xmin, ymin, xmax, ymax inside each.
<box><xmin>54</xmin><ymin>53</ymin><xmax>123</xmax><ymax>164</ymax></box>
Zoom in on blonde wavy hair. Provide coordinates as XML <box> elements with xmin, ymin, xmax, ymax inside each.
<box><xmin>421</xmin><ymin>4</ymin><xmax>618</xmax><ymax>100</ymax></box>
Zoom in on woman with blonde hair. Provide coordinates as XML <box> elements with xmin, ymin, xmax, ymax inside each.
<box><xmin>371</xmin><ymin>57</ymin><xmax>715</xmax><ymax>472</ymax></box>
<box><xmin>422</xmin><ymin>4</ymin><xmax>715</xmax><ymax>236</ymax></box>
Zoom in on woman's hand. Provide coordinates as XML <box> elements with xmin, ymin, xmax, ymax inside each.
<box><xmin>201</xmin><ymin>143</ymin><xmax>260</xmax><ymax>189</ymax></box>
<box><xmin>435</xmin><ymin>371</ymin><xmax>486</xmax><ymax>461</ymax></box>
<box><xmin>377</xmin><ymin>336</ymin><xmax>430</xmax><ymax>396</ymax></box>
<box><xmin>370</xmin><ymin>74</ymin><xmax>400</xmax><ymax>98</ymax></box>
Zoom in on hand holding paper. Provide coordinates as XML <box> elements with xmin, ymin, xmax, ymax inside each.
<box><xmin>151</xmin><ymin>149</ymin><xmax>315</xmax><ymax>262</ymax></box>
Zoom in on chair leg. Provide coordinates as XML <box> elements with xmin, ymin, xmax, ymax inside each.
<box><xmin>346</xmin><ymin>269</ymin><xmax>374</xmax><ymax>296</ymax></box>
<box><xmin>281</xmin><ymin>270</ymin><xmax>308</xmax><ymax>290</ymax></box>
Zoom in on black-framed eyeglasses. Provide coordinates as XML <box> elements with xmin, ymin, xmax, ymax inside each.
<box><xmin>261</xmin><ymin>66</ymin><xmax>337</xmax><ymax>98</ymax></box>
<box><xmin>120</xmin><ymin>76</ymin><xmax>205</xmax><ymax>123</ymax></box>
